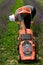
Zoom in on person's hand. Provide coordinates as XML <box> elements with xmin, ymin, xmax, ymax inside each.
<box><xmin>31</xmin><ymin>21</ymin><xmax>34</xmax><ymax>24</ymax></box>
<box><xmin>16</xmin><ymin>21</ymin><xmax>21</xmax><ymax>25</ymax></box>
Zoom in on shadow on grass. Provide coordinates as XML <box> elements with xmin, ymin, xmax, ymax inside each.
<box><xmin>18</xmin><ymin>59</ymin><xmax>41</xmax><ymax>64</ymax></box>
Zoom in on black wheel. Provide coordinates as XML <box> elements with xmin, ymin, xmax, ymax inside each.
<box><xmin>17</xmin><ymin>43</ymin><xmax>20</xmax><ymax>50</ymax></box>
<box><xmin>17</xmin><ymin>45</ymin><xmax>19</xmax><ymax>50</ymax></box>
<box><xmin>35</xmin><ymin>54</ymin><xmax>39</xmax><ymax>61</ymax></box>
<box><xmin>18</xmin><ymin>54</ymin><xmax>21</xmax><ymax>63</ymax></box>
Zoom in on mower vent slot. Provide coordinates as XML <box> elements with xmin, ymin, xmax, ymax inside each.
<box><xmin>21</xmin><ymin>34</ymin><xmax>32</xmax><ymax>40</ymax></box>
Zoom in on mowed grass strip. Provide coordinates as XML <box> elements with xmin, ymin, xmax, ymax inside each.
<box><xmin>0</xmin><ymin>0</ymin><xmax>24</xmax><ymax>65</ymax></box>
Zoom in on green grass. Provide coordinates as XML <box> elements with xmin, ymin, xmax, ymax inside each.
<box><xmin>37</xmin><ymin>0</ymin><xmax>43</xmax><ymax>5</ymax></box>
<box><xmin>11</xmin><ymin>0</ymin><xmax>23</xmax><ymax>13</ymax></box>
<box><xmin>0</xmin><ymin>0</ymin><xmax>3</xmax><ymax>3</ymax></box>
<box><xmin>38</xmin><ymin>0</ymin><xmax>43</xmax><ymax>3</ymax></box>
<box><xmin>0</xmin><ymin>0</ymin><xmax>43</xmax><ymax>65</ymax></box>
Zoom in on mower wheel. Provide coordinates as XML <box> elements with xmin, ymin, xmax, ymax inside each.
<box><xmin>35</xmin><ymin>54</ymin><xmax>39</xmax><ymax>61</ymax></box>
<box><xmin>18</xmin><ymin>55</ymin><xmax>21</xmax><ymax>62</ymax></box>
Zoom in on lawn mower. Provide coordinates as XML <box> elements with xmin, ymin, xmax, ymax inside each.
<box><xmin>16</xmin><ymin>6</ymin><xmax>37</xmax><ymax>62</ymax></box>
<box><xmin>18</xmin><ymin>28</ymin><xmax>36</xmax><ymax>62</ymax></box>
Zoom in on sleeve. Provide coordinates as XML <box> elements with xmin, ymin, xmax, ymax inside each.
<box><xmin>15</xmin><ymin>8</ymin><xmax>23</xmax><ymax>21</ymax></box>
<box><xmin>15</xmin><ymin>9</ymin><xmax>20</xmax><ymax>21</ymax></box>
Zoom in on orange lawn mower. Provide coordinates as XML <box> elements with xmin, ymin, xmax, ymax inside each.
<box><xmin>18</xmin><ymin>28</ymin><xmax>37</xmax><ymax>62</ymax></box>
<box><xmin>17</xmin><ymin>7</ymin><xmax>37</xmax><ymax>62</ymax></box>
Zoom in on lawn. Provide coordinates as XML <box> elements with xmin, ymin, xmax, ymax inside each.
<box><xmin>0</xmin><ymin>0</ymin><xmax>43</xmax><ymax>65</ymax></box>
<box><xmin>0</xmin><ymin>0</ymin><xmax>3</xmax><ymax>3</ymax></box>
<box><xmin>37</xmin><ymin>0</ymin><xmax>43</xmax><ymax>5</ymax></box>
